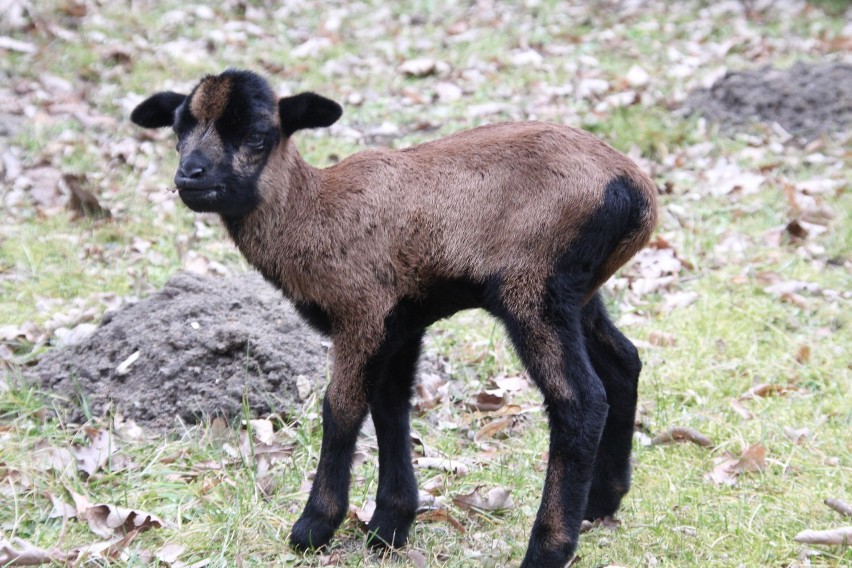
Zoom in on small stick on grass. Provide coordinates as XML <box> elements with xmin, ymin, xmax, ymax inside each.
<box><xmin>651</xmin><ymin>426</ymin><xmax>714</xmax><ymax>448</ymax></box>
<box><xmin>825</xmin><ymin>498</ymin><xmax>852</xmax><ymax>517</ymax></box>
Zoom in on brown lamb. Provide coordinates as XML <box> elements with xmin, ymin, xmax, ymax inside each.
<box><xmin>131</xmin><ymin>69</ymin><xmax>658</xmax><ymax>568</ymax></box>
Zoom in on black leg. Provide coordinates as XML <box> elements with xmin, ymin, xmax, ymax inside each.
<box><xmin>290</xmin><ymin>338</ymin><xmax>373</xmax><ymax>551</ymax></box>
<box><xmin>365</xmin><ymin>331</ymin><xmax>424</xmax><ymax>549</ymax></box>
<box><xmin>581</xmin><ymin>293</ymin><xmax>641</xmax><ymax>521</ymax></box>
<box><xmin>499</xmin><ymin>302</ymin><xmax>609</xmax><ymax>568</ymax></box>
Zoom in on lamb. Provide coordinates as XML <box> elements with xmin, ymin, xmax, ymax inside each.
<box><xmin>131</xmin><ymin>69</ymin><xmax>658</xmax><ymax>568</ymax></box>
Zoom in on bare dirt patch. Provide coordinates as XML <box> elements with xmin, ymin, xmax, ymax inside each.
<box><xmin>31</xmin><ymin>272</ymin><xmax>330</xmax><ymax>431</ymax></box>
<box><xmin>684</xmin><ymin>61</ymin><xmax>852</xmax><ymax>139</ymax></box>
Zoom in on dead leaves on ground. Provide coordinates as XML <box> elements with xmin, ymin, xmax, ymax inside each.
<box><xmin>705</xmin><ymin>443</ymin><xmax>767</xmax><ymax>487</ymax></box>
<box><xmin>0</xmin><ymin>489</ymin><xmax>179</xmax><ymax>566</ymax></box>
<box><xmin>0</xmin><ymin>537</ymin><xmax>74</xmax><ymax>567</ymax></box>
<box><xmin>793</xmin><ymin>499</ymin><xmax>852</xmax><ymax>548</ymax></box>
<box><xmin>0</xmin><ymin>535</ymin><xmax>199</xmax><ymax>567</ymax></box>
<box><xmin>68</xmin><ymin>491</ymin><xmax>171</xmax><ymax>539</ymax></box>
<box><xmin>0</xmin><ymin>419</ymin><xmax>246</xmax><ymax>566</ymax></box>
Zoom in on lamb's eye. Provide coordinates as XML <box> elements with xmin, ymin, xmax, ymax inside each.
<box><xmin>247</xmin><ymin>133</ymin><xmax>265</xmax><ymax>149</ymax></box>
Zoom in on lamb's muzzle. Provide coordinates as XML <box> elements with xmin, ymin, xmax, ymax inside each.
<box><xmin>131</xmin><ymin>68</ymin><xmax>658</xmax><ymax>568</ymax></box>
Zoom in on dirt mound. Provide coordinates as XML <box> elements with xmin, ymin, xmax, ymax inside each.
<box><xmin>683</xmin><ymin>61</ymin><xmax>852</xmax><ymax>139</ymax></box>
<box><xmin>32</xmin><ymin>272</ymin><xmax>330</xmax><ymax>431</ymax></box>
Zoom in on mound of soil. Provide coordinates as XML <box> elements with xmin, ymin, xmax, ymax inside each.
<box><xmin>683</xmin><ymin>61</ymin><xmax>852</xmax><ymax>139</ymax></box>
<box><xmin>32</xmin><ymin>272</ymin><xmax>330</xmax><ymax>431</ymax></box>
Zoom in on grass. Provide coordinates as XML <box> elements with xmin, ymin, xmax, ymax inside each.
<box><xmin>2</xmin><ymin>0</ymin><xmax>851</xmax><ymax>566</ymax></box>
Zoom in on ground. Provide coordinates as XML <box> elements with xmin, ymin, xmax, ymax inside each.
<box><xmin>1</xmin><ymin>0</ymin><xmax>850</xmax><ymax>567</ymax></box>
<box><xmin>684</xmin><ymin>61</ymin><xmax>852</xmax><ymax>139</ymax></box>
<box><xmin>31</xmin><ymin>272</ymin><xmax>330</xmax><ymax>431</ymax></box>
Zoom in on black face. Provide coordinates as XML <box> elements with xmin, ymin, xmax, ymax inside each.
<box><xmin>130</xmin><ymin>69</ymin><xmax>343</xmax><ymax>219</ymax></box>
<box><xmin>131</xmin><ymin>70</ymin><xmax>279</xmax><ymax>218</ymax></box>
<box><xmin>171</xmin><ymin>70</ymin><xmax>279</xmax><ymax>217</ymax></box>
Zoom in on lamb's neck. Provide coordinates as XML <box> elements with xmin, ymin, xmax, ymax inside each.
<box><xmin>223</xmin><ymin>141</ymin><xmax>323</xmax><ymax>299</ymax></box>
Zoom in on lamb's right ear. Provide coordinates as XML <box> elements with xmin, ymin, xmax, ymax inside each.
<box><xmin>278</xmin><ymin>92</ymin><xmax>343</xmax><ymax>137</ymax></box>
<box><xmin>130</xmin><ymin>91</ymin><xmax>187</xmax><ymax>128</ymax></box>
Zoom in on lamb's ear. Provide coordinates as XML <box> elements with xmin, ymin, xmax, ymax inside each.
<box><xmin>278</xmin><ymin>92</ymin><xmax>343</xmax><ymax>137</ymax></box>
<box><xmin>130</xmin><ymin>91</ymin><xmax>187</xmax><ymax>128</ymax></box>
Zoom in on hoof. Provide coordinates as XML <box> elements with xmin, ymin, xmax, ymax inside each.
<box><xmin>290</xmin><ymin>513</ymin><xmax>337</xmax><ymax>551</ymax></box>
<box><xmin>365</xmin><ymin>508</ymin><xmax>415</xmax><ymax>550</ymax></box>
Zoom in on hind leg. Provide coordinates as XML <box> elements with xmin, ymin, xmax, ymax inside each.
<box><xmin>581</xmin><ymin>292</ymin><xmax>641</xmax><ymax>520</ymax></box>
<box><xmin>497</xmin><ymin>294</ymin><xmax>609</xmax><ymax>568</ymax></box>
<box><xmin>365</xmin><ymin>331</ymin><xmax>424</xmax><ymax>549</ymax></box>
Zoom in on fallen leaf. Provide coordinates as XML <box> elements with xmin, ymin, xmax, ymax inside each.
<box><xmin>706</xmin><ymin>455</ymin><xmax>741</xmax><ymax>486</ymax></box>
<box><xmin>416</xmin><ymin>508</ymin><xmax>466</xmax><ymax>533</ymax></box>
<box><xmin>466</xmin><ymin>391</ymin><xmax>506</xmax><ymax>412</ymax></box>
<box><xmin>82</xmin><ymin>502</ymin><xmax>171</xmax><ymax>538</ymax></box>
<box><xmin>72</xmin><ymin>531</ymin><xmax>139</xmax><ymax>562</ymax></box>
<box><xmin>793</xmin><ymin>526</ymin><xmax>852</xmax><ymax>545</ymax></box>
<box><xmin>739</xmin><ymin>383</ymin><xmax>800</xmax><ymax>399</ymax></box>
<box><xmin>406</xmin><ymin>549</ymin><xmax>428</xmax><ymax>568</ymax></box>
<box><xmin>729</xmin><ymin>399</ymin><xmax>754</xmax><ymax>420</ymax></box>
<box><xmin>661</xmin><ymin>291</ymin><xmax>699</xmax><ymax>313</ymax></box>
<box><xmin>350</xmin><ymin>500</ymin><xmax>376</xmax><ymax>524</ymax></box>
<box><xmin>0</xmin><ymin>36</ymin><xmax>38</xmax><ymax>53</ymax></box>
<box><xmin>63</xmin><ymin>174</ymin><xmax>110</xmax><ymax>220</ymax></box>
<box><xmin>23</xmin><ymin>165</ymin><xmax>66</xmax><ymax>214</ymax></box>
<box><xmin>764</xmin><ymin>280</ymin><xmax>821</xmax><ymax>297</ymax></box>
<box><xmin>491</xmin><ymin>374</ymin><xmax>529</xmax><ymax>393</ymax></box>
<box><xmin>0</xmin><ymin>536</ymin><xmax>75</xmax><ymax>566</ymax></box>
<box><xmin>648</xmin><ymin>330</ymin><xmax>677</xmax><ymax>347</ymax></box>
<box><xmin>413</xmin><ymin>457</ymin><xmax>469</xmax><ymax>476</ymax></box>
<box><xmin>780</xmin><ymin>292</ymin><xmax>808</xmax><ymax>309</ymax></box>
<box><xmin>243</xmin><ymin>418</ymin><xmax>275</xmax><ymax>446</ymax></box>
<box><xmin>0</xmin><ymin>466</ymin><xmax>31</xmax><ymax>496</ymax></box>
<box><xmin>580</xmin><ymin>516</ymin><xmax>622</xmax><ymax>532</ymax></box>
<box><xmin>825</xmin><ymin>498</ymin><xmax>852</xmax><ymax>517</ymax></box>
<box><xmin>397</xmin><ymin>58</ymin><xmax>451</xmax><ymax>78</ymax></box>
<box><xmin>706</xmin><ymin>443</ymin><xmax>767</xmax><ymax>486</ymax></box>
<box><xmin>735</xmin><ymin>443</ymin><xmax>766</xmax><ymax>473</ymax></box>
<box><xmin>47</xmin><ymin>492</ymin><xmax>77</xmax><ymax>520</ymax></box>
<box><xmin>155</xmin><ymin>543</ymin><xmax>186</xmax><ymax>565</ymax></box>
<box><xmin>452</xmin><ymin>486</ymin><xmax>514</xmax><ymax>513</ymax></box>
<box><xmin>651</xmin><ymin>426</ymin><xmax>713</xmax><ymax>448</ymax></box>
<box><xmin>31</xmin><ymin>442</ymin><xmax>75</xmax><ymax>475</ymax></box>
<box><xmin>783</xmin><ymin>426</ymin><xmax>810</xmax><ymax>444</ymax></box>
<box><xmin>474</xmin><ymin>415</ymin><xmax>515</xmax><ymax>441</ymax></box>
<box><xmin>72</xmin><ymin>427</ymin><xmax>120</xmax><ymax>477</ymax></box>
<box><xmin>68</xmin><ymin>489</ymin><xmax>94</xmax><ymax>517</ymax></box>
<box><xmin>632</xmin><ymin>247</ymin><xmax>683</xmax><ymax>279</ymax></box>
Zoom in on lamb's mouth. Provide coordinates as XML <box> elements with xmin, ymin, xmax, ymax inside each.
<box><xmin>176</xmin><ymin>184</ymin><xmax>226</xmax><ymax>211</ymax></box>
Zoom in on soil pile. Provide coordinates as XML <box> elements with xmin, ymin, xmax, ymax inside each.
<box><xmin>32</xmin><ymin>272</ymin><xmax>330</xmax><ymax>431</ymax></box>
<box><xmin>684</xmin><ymin>62</ymin><xmax>852</xmax><ymax>139</ymax></box>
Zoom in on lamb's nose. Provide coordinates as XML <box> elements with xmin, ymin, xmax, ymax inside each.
<box><xmin>178</xmin><ymin>153</ymin><xmax>207</xmax><ymax>179</ymax></box>
<box><xmin>182</xmin><ymin>164</ymin><xmax>205</xmax><ymax>179</ymax></box>
<box><xmin>175</xmin><ymin>152</ymin><xmax>211</xmax><ymax>187</ymax></box>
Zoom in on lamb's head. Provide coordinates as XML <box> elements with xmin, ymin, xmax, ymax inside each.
<box><xmin>130</xmin><ymin>69</ymin><xmax>342</xmax><ymax>217</ymax></box>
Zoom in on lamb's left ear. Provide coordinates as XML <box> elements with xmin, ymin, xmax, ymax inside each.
<box><xmin>130</xmin><ymin>91</ymin><xmax>187</xmax><ymax>128</ymax></box>
<box><xmin>279</xmin><ymin>92</ymin><xmax>343</xmax><ymax>137</ymax></box>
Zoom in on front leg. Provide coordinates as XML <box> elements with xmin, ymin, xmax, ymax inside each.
<box><xmin>366</xmin><ymin>331</ymin><xmax>424</xmax><ymax>549</ymax></box>
<box><xmin>290</xmin><ymin>336</ymin><xmax>374</xmax><ymax>550</ymax></box>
